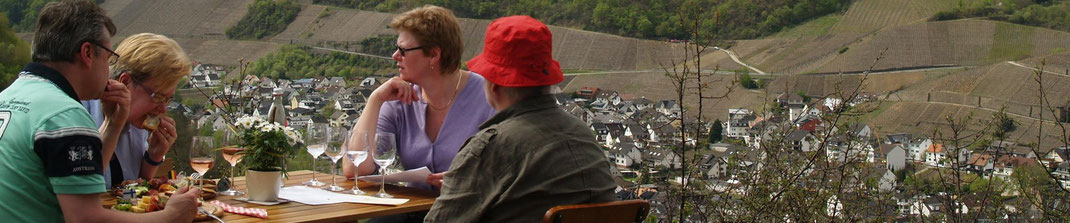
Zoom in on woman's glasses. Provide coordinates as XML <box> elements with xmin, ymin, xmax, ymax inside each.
<box><xmin>136</xmin><ymin>81</ymin><xmax>174</xmax><ymax>105</ymax></box>
<box><xmin>396</xmin><ymin>45</ymin><xmax>425</xmax><ymax>57</ymax></box>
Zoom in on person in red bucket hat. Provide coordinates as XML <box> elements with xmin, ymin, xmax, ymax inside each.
<box><xmin>425</xmin><ymin>15</ymin><xmax>617</xmax><ymax>222</ymax></box>
<box><xmin>465</xmin><ymin>16</ymin><xmax>563</xmax><ymax>88</ymax></box>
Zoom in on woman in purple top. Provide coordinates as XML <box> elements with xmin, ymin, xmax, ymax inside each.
<box><xmin>343</xmin><ymin>5</ymin><xmax>495</xmax><ymax>192</ymax></box>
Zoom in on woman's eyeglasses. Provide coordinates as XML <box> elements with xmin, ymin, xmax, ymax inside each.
<box><xmin>136</xmin><ymin>81</ymin><xmax>174</xmax><ymax>105</ymax></box>
<box><xmin>396</xmin><ymin>45</ymin><xmax>425</xmax><ymax>57</ymax></box>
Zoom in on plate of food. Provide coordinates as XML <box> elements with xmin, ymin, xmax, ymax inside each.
<box><xmin>110</xmin><ymin>192</ymin><xmax>224</xmax><ymax>221</ymax></box>
<box><xmin>110</xmin><ymin>191</ymin><xmax>167</xmax><ymax>213</ymax></box>
<box><xmin>111</xmin><ymin>177</ymin><xmax>217</xmax><ymax>200</ymax></box>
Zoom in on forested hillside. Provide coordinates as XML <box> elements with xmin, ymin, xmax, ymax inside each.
<box><xmin>246</xmin><ymin>45</ymin><xmax>393</xmax><ymax>80</ymax></box>
<box><xmin>0</xmin><ymin>0</ymin><xmax>104</xmax><ymax>31</ymax></box>
<box><xmin>357</xmin><ymin>35</ymin><xmax>396</xmax><ymax>57</ymax></box>
<box><xmin>226</xmin><ymin>0</ymin><xmax>301</xmax><ymax>40</ymax></box>
<box><xmin>933</xmin><ymin>0</ymin><xmax>1070</xmax><ymax>32</ymax></box>
<box><xmin>313</xmin><ymin>0</ymin><xmax>852</xmax><ymax>40</ymax></box>
<box><xmin>0</xmin><ymin>15</ymin><xmax>31</xmax><ymax>89</ymax></box>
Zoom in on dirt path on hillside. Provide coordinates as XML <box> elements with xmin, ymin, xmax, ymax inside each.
<box><xmin>719</xmin><ymin>48</ymin><xmax>767</xmax><ymax>75</ymax></box>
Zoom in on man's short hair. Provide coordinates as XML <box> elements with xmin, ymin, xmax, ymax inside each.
<box><xmin>111</xmin><ymin>33</ymin><xmax>191</xmax><ymax>89</ymax></box>
<box><xmin>500</xmin><ymin>85</ymin><xmax>551</xmax><ymax>101</ymax></box>
<box><xmin>389</xmin><ymin>5</ymin><xmax>463</xmax><ymax>74</ymax></box>
<box><xmin>32</xmin><ymin>0</ymin><xmax>116</xmax><ymax>63</ymax></box>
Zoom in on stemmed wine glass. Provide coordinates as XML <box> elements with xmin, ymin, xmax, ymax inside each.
<box><xmin>303</xmin><ymin>123</ymin><xmax>327</xmax><ymax>187</ymax></box>
<box><xmin>345</xmin><ymin>131</ymin><xmax>370</xmax><ymax>195</ymax></box>
<box><xmin>189</xmin><ymin>136</ymin><xmax>215</xmax><ymax>189</ymax></box>
<box><xmin>373</xmin><ymin>132</ymin><xmax>397</xmax><ymax>198</ymax></box>
<box><xmin>323</xmin><ymin>126</ymin><xmax>347</xmax><ymax>192</ymax></box>
<box><xmin>219</xmin><ymin>128</ymin><xmax>245</xmax><ymax>196</ymax></box>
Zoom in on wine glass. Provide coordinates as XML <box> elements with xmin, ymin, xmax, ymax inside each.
<box><xmin>323</xmin><ymin>126</ymin><xmax>347</xmax><ymax>192</ymax></box>
<box><xmin>189</xmin><ymin>136</ymin><xmax>215</xmax><ymax>189</ymax></box>
<box><xmin>346</xmin><ymin>131</ymin><xmax>370</xmax><ymax>195</ymax></box>
<box><xmin>303</xmin><ymin>123</ymin><xmax>327</xmax><ymax>187</ymax></box>
<box><xmin>373</xmin><ymin>132</ymin><xmax>397</xmax><ymax>198</ymax></box>
<box><xmin>219</xmin><ymin>128</ymin><xmax>245</xmax><ymax>196</ymax></box>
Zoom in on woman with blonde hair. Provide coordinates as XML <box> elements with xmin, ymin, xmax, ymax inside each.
<box><xmin>342</xmin><ymin>4</ymin><xmax>495</xmax><ymax>202</ymax></box>
<box><xmin>84</xmin><ymin>33</ymin><xmax>190</xmax><ymax>188</ymax></box>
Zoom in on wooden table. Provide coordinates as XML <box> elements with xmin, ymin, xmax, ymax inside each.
<box><xmin>103</xmin><ymin>170</ymin><xmax>438</xmax><ymax>222</ymax></box>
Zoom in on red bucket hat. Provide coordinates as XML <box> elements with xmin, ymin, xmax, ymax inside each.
<box><xmin>467</xmin><ymin>15</ymin><xmax>563</xmax><ymax>87</ymax></box>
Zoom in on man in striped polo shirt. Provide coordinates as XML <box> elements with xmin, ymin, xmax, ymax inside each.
<box><xmin>0</xmin><ymin>1</ymin><xmax>200</xmax><ymax>222</ymax></box>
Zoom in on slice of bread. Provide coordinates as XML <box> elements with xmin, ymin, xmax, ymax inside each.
<box><xmin>143</xmin><ymin>115</ymin><xmax>160</xmax><ymax>132</ymax></box>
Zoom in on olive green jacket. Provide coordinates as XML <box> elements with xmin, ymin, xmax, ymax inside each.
<box><xmin>425</xmin><ymin>95</ymin><xmax>618</xmax><ymax>223</ymax></box>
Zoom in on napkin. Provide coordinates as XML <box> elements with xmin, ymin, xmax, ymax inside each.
<box><xmin>278</xmin><ymin>186</ymin><xmax>409</xmax><ymax>206</ymax></box>
<box><xmin>210</xmin><ymin>200</ymin><xmax>268</xmax><ymax>219</ymax></box>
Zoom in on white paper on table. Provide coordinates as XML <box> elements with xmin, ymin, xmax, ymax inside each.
<box><xmin>278</xmin><ymin>186</ymin><xmax>409</xmax><ymax>206</ymax></box>
<box><xmin>357</xmin><ymin>167</ymin><xmax>431</xmax><ymax>183</ymax></box>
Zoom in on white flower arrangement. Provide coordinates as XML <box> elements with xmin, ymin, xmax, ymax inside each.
<box><xmin>234</xmin><ymin>116</ymin><xmax>302</xmax><ymax>146</ymax></box>
<box><xmin>232</xmin><ymin>115</ymin><xmax>303</xmax><ymax>172</ymax></box>
<box><xmin>194</xmin><ymin>60</ymin><xmax>300</xmax><ymax>173</ymax></box>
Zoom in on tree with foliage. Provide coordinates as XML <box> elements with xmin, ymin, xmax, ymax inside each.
<box><xmin>247</xmin><ymin>45</ymin><xmax>394</xmax><ymax>80</ymax></box>
<box><xmin>357</xmin><ymin>35</ymin><xmax>397</xmax><ymax>57</ymax></box>
<box><xmin>987</xmin><ymin>106</ymin><xmax>1018</xmax><ymax>140</ymax></box>
<box><xmin>739</xmin><ymin>71</ymin><xmax>758</xmax><ymax>89</ymax></box>
<box><xmin>226</xmin><ymin>0</ymin><xmax>302</xmax><ymax>40</ymax></box>
<box><xmin>2</xmin><ymin>0</ymin><xmax>104</xmax><ymax>31</ymax></box>
<box><xmin>933</xmin><ymin>0</ymin><xmax>1070</xmax><ymax>32</ymax></box>
<box><xmin>316</xmin><ymin>103</ymin><xmax>336</xmax><ymax>120</ymax></box>
<box><xmin>167</xmin><ymin>109</ymin><xmax>199</xmax><ymax>175</ymax></box>
<box><xmin>795</xmin><ymin>90</ymin><xmax>811</xmax><ymax>103</ymax></box>
<box><xmin>0</xmin><ymin>14</ymin><xmax>31</xmax><ymax>90</ymax></box>
<box><xmin>710</xmin><ymin>119</ymin><xmax>723</xmax><ymax>143</ymax></box>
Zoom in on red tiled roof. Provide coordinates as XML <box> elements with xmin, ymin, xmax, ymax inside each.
<box><xmin>926</xmin><ymin>144</ymin><xmax>944</xmax><ymax>153</ymax></box>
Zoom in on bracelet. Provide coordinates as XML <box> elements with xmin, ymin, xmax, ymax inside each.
<box><xmin>144</xmin><ymin>152</ymin><xmax>164</xmax><ymax>166</ymax></box>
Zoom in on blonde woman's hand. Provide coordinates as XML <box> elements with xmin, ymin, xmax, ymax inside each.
<box><xmin>147</xmin><ymin>116</ymin><xmax>177</xmax><ymax>158</ymax></box>
<box><xmin>371</xmin><ymin>77</ymin><xmax>419</xmax><ymax>105</ymax></box>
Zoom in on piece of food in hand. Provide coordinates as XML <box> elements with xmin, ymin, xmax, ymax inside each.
<box><xmin>173</xmin><ymin>178</ymin><xmax>190</xmax><ymax>189</ymax></box>
<box><xmin>142</xmin><ymin>115</ymin><xmax>160</xmax><ymax>132</ymax></box>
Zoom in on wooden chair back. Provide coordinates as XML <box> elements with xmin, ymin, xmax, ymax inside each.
<box><xmin>542</xmin><ymin>200</ymin><xmax>650</xmax><ymax>223</ymax></box>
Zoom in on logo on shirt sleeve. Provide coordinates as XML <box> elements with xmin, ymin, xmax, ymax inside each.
<box><xmin>34</xmin><ymin>127</ymin><xmax>104</xmax><ymax>177</ymax></box>
<box><xmin>68</xmin><ymin>145</ymin><xmax>94</xmax><ymax>161</ymax></box>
